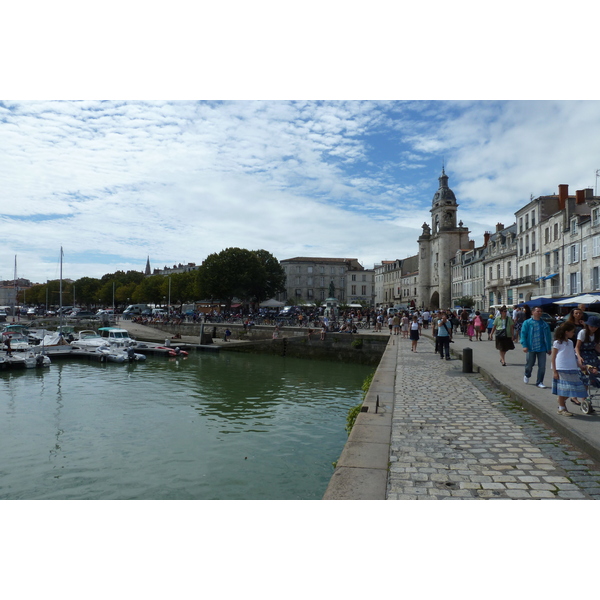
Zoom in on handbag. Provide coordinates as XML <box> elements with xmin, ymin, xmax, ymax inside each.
<box><xmin>496</xmin><ymin>329</ymin><xmax>507</xmax><ymax>338</ymax></box>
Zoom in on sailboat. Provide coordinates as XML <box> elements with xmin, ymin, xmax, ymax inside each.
<box><xmin>41</xmin><ymin>247</ymin><xmax>72</xmax><ymax>353</ymax></box>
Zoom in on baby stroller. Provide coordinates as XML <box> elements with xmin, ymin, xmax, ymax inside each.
<box><xmin>579</xmin><ymin>365</ymin><xmax>600</xmax><ymax>415</ymax></box>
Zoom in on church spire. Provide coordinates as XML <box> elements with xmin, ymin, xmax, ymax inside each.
<box><xmin>145</xmin><ymin>256</ymin><xmax>151</xmax><ymax>276</ymax></box>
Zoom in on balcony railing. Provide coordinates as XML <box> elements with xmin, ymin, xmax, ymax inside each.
<box><xmin>509</xmin><ymin>275</ymin><xmax>537</xmax><ymax>287</ymax></box>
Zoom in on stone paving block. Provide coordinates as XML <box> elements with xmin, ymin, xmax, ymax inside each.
<box><xmin>384</xmin><ymin>337</ymin><xmax>598</xmax><ymax>501</ymax></box>
<box><xmin>506</xmin><ymin>489</ymin><xmax>532</xmax><ymax>498</ymax></box>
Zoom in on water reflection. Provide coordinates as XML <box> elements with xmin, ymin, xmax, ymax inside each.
<box><xmin>0</xmin><ymin>352</ymin><xmax>372</xmax><ymax>499</ymax></box>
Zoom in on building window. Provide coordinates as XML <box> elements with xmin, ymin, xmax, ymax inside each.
<box><xmin>594</xmin><ymin>267</ymin><xmax>600</xmax><ymax>291</ymax></box>
<box><xmin>594</xmin><ymin>236</ymin><xmax>600</xmax><ymax>258</ymax></box>
<box><xmin>489</xmin><ymin>267</ymin><xmax>493</xmax><ymax>280</ymax></box>
<box><xmin>507</xmin><ymin>261</ymin><xmax>512</xmax><ymax>276</ymax></box>
<box><xmin>351</xmin><ymin>285</ymin><xmax>356</xmax><ymax>295</ymax></box>
<box><xmin>545</xmin><ymin>228</ymin><xmax>550</xmax><ymax>244</ymax></box>
<box><xmin>362</xmin><ymin>285</ymin><xmax>367</xmax><ymax>295</ymax></box>
<box><xmin>570</xmin><ymin>272</ymin><xmax>580</xmax><ymax>294</ymax></box>
<box><xmin>307</xmin><ymin>277</ymin><xmax>313</xmax><ymax>285</ymax></box>
<box><xmin>569</xmin><ymin>244</ymin><xmax>580</xmax><ymax>264</ymax></box>
<box><xmin>525</xmin><ymin>214</ymin><xmax>529</xmax><ymax>229</ymax></box>
<box><xmin>593</xmin><ymin>208</ymin><xmax>600</xmax><ymax>227</ymax></box>
<box><xmin>307</xmin><ymin>289</ymin><xmax>313</xmax><ymax>299</ymax></box>
<box><xmin>571</xmin><ymin>218</ymin><xmax>578</xmax><ymax>235</ymax></box>
<box><xmin>532</xmin><ymin>232</ymin><xmax>536</xmax><ymax>252</ymax></box>
<box><xmin>519</xmin><ymin>217</ymin><xmax>523</xmax><ymax>233</ymax></box>
<box><xmin>531</xmin><ymin>211</ymin><xmax>536</xmax><ymax>227</ymax></box>
<box><xmin>307</xmin><ymin>266</ymin><xmax>313</xmax><ymax>274</ymax></box>
<box><xmin>554</xmin><ymin>223</ymin><xmax>559</xmax><ymax>240</ymax></box>
<box><xmin>295</xmin><ymin>289</ymin><xmax>302</xmax><ymax>297</ymax></box>
<box><xmin>351</xmin><ymin>274</ymin><xmax>356</xmax><ymax>281</ymax></box>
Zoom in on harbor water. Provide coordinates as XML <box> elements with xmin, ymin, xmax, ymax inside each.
<box><xmin>0</xmin><ymin>351</ymin><xmax>372</xmax><ymax>500</ymax></box>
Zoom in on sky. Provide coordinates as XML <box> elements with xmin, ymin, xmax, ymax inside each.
<box><xmin>3</xmin><ymin>98</ymin><xmax>600</xmax><ymax>284</ymax></box>
<box><xmin>1</xmin><ymin>4</ymin><xmax>598</xmax><ymax>286</ymax></box>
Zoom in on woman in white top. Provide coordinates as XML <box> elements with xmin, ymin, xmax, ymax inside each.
<box><xmin>409</xmin><ymin>315</ymin><xmax>422</xmax><ymax>352</ymax></box>
<box><xmin>551</xmin><ymin>322</ymin><xmax>587</xmax><ymax>417</ymax></box>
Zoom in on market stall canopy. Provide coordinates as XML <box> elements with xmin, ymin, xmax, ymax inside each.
<box><xmin>516</xmin><ymin>297</ymin><xmax>562</xmax><ymax>308</ymax></box>
<box><xmin>259</xmin><ymin>298</ymin><xmax>285</xmax><ymax>308</ymax></box>
<box><xmin>554</xmin><ymin>294</ymin><xmax>600</xmax><ymax>306</ymax></box>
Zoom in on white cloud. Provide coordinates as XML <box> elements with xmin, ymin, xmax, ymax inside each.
<box><xmin>2</xmin><ymin>100</ymin><xmax>600</xmax><ymax>283</ymax></box>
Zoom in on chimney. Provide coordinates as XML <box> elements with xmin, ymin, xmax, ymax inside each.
<box><xmin>558</xmin><ymin>184</ymin><xmax>568</xmax><ymax>210</ymax></box>
<box><xmin>576</xmin><ymin>189</ymin><xmax>585</xmax><ymax>204</ymax></box>
<box><xmin>469</xmin><ymin>240</ymin><xmax>475</xmax><ymax>250</ymax></box>
<box><xmin>585</xmin><ymin>188</ymin><xmax>594</xmax><ymax>200</ymax></box>
<box><xmin>483</xmin><ymin>231</ymin><xmax>491</xmax><ymax>246</ymax></box>
<box><xmin>496</xmin><ymin>223</ymin><xmax>504</xmax><ymax>232</ymax></box>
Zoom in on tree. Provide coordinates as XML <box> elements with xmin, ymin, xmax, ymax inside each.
<box><xmin>248</xmin><ymin>249</ymin><xmax>286</xmax><ymax>303</ymax></box>
<box><xmin>198</xmin><ymin>247</ymin><xmax>265</xmax><ymax>309</ymax></box>
<box><xmin>456</xmin><ymin>296</ymin><xmax>474</xmax><ymax>308</ymax></box>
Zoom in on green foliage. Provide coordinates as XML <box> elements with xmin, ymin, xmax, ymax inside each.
<box><xmin>345</xmin><ymin>404</ymin><xmax>362</xmax><ymax>435</ymax></box>
<box><xmin>456</xmin><ymin>296</ymin><xmax>474</xmax><ymax>308</ymax></box>
<box><xmin>21</xmin><ymin>246</ymin><xmax>284</xmax><ymax>310</ymax></box>
<box><xmin>345</xmin><ymin>371</ymin><xmax>375</xmax><ymax>435</ymax></box>
<box><xmin>351</xmin><ymin>338</ymin><xmax>363</xmax><ymax>349</ymax></box>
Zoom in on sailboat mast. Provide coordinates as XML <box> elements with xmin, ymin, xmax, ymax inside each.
<box><xmin>59</xmin><ymin>247</ymin><xmax>63</xmax><ymax>329</ymax></box>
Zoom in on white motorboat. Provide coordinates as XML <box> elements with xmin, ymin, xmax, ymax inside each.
<box><xmin>96</xmin><ymin>345</ymin><xmax>146</xmax><ymax>363</ymax></box>
<box><xmin>7</xmin><ymin>351</ymin><xmax>51</xmax><ymax>369</ymax></box>
<box><xmin>71</xmin><ymin>330</ymin><xmax>105</xmax><ymax>349</ymax></box>
<box><xmin>2</xmin><ymin>330</ymin><xmax>31</xmax><ymax>351</ymax></box>
<box><xmin>98</xmin><ymin>327</ymin><xmax>136</xmax><ymax>347</ymax></box>
<box><xmin>96</xmin><ymin>345</ymin><xmax>126</xmax><ymax>363</ymax></box>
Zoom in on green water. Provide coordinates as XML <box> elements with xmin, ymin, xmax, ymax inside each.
<box><xmin>0</xmin><ymin>351</ymin><xmax>372</xmax><ymax>499</ymax></box>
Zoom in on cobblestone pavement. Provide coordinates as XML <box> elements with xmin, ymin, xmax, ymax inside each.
<box><xmin>388</xmin><ymin>335</ymin><xmax>600</xmax><ymax>499</ymax></box>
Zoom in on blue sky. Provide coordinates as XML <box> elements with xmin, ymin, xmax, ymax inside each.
<box><xmin>2</xmin><ymin>5</ymin><xmax>600</xmax><ymax>285</ymax></box>
<box><xmin>3</xmin><ymin>99</ymin><xmax>600</xmax><ymax>283</ymax></box>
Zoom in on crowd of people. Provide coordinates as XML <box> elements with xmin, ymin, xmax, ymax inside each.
<box><xmin>388</xmin><ymin>303</ymin><xmax>600</xmax><ymax>418</ymax></box>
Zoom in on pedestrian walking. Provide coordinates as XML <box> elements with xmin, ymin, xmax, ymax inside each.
<box><xmin>473</xmin><ymin>311</ymin><xmax>483</xmax><ymax>341</ymax></box>
<box><xmin>551</xmin><ymin>322</ymin><xmax>587</xmax><ymax>417</ymax></box>
<box><xmin>491</xmin><ymin>306</ymin><xmax>514</xmax><ymax>366</ymax></box>
<box><xmin>436</xmin><ymin>313</ymin><xmax>453</xmax><ymax>360</ymax></box>
<box><xmin>409</xmin><ymin>314</ymin><xmax>421</xmax><ymax>352</ymax></box>
<box><xmin>401</xmin><ymin>312</ymin><xmax>409</xmax><ymax>338</ymax></box>
<box><xmin>392</xmin><ymin>314</ymin><xmax>400</xmax><ymax>335</ymax></box>
<box><xmin>520</xmin><ymin>306</ymin><xmax>553</xmax><ymax>388</ymax></box>
<box><xmin>487</xmin><ymin>311</ymin><xmax>495</xmax><ymax>340</ymax></box>
<box><xmin>575</xmin><ymin>314</ymin><xmax>600</xmax><ymax>369</ymax></box>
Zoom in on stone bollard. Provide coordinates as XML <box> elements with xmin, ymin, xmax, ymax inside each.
<box><xmin>462</xmin><ymin>347</ymin><xmax>473</xmax><ymax>373</ymax></box>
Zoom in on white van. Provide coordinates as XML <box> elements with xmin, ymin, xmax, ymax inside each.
<box><xmin>123</xmin><ymin>304</ymin><xmax>149</xmax><ymax>316</ymax></box>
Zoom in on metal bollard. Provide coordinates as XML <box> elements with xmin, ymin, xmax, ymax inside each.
<box><xmin>462</xmin><ymin>347</ymin><xmax>473</xmax><ymax>373</ymax></box>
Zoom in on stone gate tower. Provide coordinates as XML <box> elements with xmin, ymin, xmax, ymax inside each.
<box><xmin>417</xmin><ymin>169</ymin><xmax>470</xmax><ymax>309</ymax></box>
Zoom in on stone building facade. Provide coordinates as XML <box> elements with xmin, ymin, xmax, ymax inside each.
<box><xmin>417</xmin><ymin>170</ymin><xmax>470</xmax><ymax>309</ymax></box>
<box><xmin>279</xmin><ymin>257</ymin><xmax>374</xmax><ymax>306</ymax></box>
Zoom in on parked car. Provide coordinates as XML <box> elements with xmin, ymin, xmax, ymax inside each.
<box><xmin>71</xmin><ymin>311</ymin><xmax>96</xmax><ymax>319</ymax></box>
<box><xmin>540</xmin><ymin>312</ymin><xmax>557</xmax><ymax>331</ymax></box>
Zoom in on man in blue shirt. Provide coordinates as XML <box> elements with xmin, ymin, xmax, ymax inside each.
<box><xmin>520</xmin><ymin>306</ymin><xmax>553</xmax><ymax>388</ymax></box>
